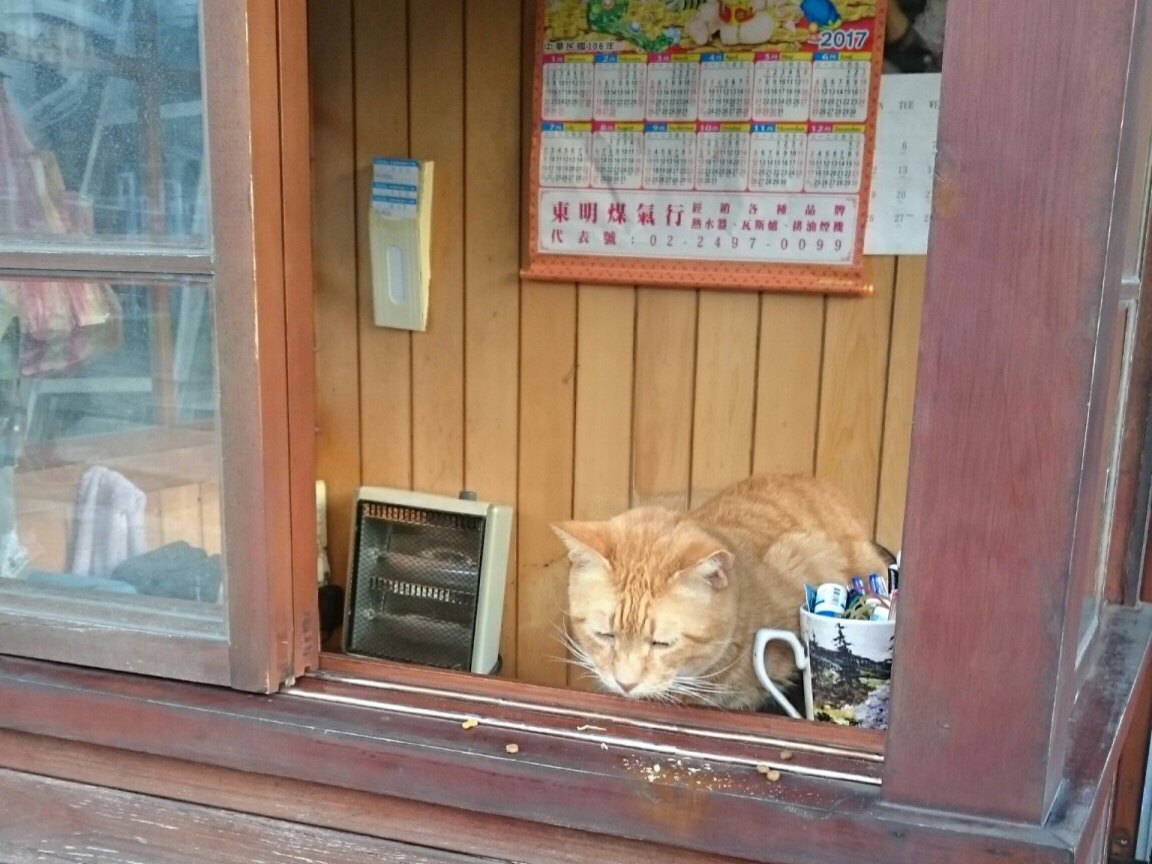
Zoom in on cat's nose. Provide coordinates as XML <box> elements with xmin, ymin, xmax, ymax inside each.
<box><xmin>616</xmin><ymin>678</ymin><xmax>640</xmax><ymax>693</ymax></box>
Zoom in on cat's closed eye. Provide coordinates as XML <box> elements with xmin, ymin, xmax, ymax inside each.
<box><xmin>594</xmin><ymin>631</ymin><xmax>616</xmax><ymax>641</ymax></box>
<box><xmin>650</xmin><ymin>639</ymin><xmax>675</xmax><ymax>649</ymax></box>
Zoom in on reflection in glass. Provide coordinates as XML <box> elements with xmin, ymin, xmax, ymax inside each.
<box><xmin>1123</xmin><ymin>94</ymin><xmax>1152</xmax><ymax>282</ymax></box>
<box><xmin>0</xmin><ymin>277</ymin><xmax>224</xmax><ymax>628</ymax></box>
<box><xmin>1078</xmin><ymin>301</ymin><xmax>1138</xmax><ymax>658</ymax></box>
<box><xmin>0</xmin><ymin>0</ymin><xmax>208</xmax><ymax>249</ymax></box>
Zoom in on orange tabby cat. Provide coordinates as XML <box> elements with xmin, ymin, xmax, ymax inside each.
<box><xmin>552</xmin><ymin>474</ymin><xmax>889</xmax><ymax>710</ymax></box>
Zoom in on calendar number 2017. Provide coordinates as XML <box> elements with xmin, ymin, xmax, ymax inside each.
<box><xmin>817</xmin><ymin>28</ymin><xmax>869</xmax><ymax>51</ymax></box>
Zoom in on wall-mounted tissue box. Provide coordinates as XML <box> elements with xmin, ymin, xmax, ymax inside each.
<box><xmin>368</xmin><ymin>157</ymin><xmax>433</xmax><ymax>331</ymax></box>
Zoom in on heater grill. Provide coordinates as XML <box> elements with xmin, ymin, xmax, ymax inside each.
<box><xmin>345</xmin><ymin>500</ymin><xmax>487</xmax><ymax>670</ymax></box>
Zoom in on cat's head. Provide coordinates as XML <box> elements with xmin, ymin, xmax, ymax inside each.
<box><xmin>551</xmin><ymin>508</ymin><xmax>737</xmax><ymax>703</ymax></box>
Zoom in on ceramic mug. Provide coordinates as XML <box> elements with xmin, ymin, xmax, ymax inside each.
<box><xmin>753</xmin><ymin>607</ymin><xmax>895</xmax><ymax>729</ymax></box>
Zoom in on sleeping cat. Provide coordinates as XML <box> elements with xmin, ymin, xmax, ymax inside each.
<box><xmin>552</xmin><ymin>474</ymin><xmax>889</xmax><ymax>710</ymax></box>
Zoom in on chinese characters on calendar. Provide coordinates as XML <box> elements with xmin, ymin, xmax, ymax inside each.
<box><xmin>531</xmin><ymin>0</ymin><xmax>883</xmax><ymax>280</ymax></box>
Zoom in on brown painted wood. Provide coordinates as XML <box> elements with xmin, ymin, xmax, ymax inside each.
<box><xmin>1044</xmin><ymin>607</ymin><xmax>1152</xmax><ymax>864</ymax></box>
<box><xmin>883</xmin><ymin>0</ymin><xmax>1140</xmax><ymax>822</ymax></box>
<box><xmin>0</xmin><ymin>768</ymin><xmax>491</xmax><ymax>864</ymax></box>
<box><xmin>291</xmin><ymin>674</ymin><xmax>884</xmax><ymax>782</ymax></box>
<box><xmin>0</xmin><ymin>1</ymin><xmax>295</xmax><ymax>689</ymax></box>
<box><xmin>211</xmin><ymin>0</ymin><xmax>295</xmax><ymax>691</ymax></box>
<box><xmin>279</xmin><ymin>0</ymin><xmax>320</xmax><ymax>674</ymax></box>
<box><xmin>309</xmin><ymin>0</ymin><xmax>361</xmax><ymax>596</ymax></box>
<box><xmin>319</xmin><ymin>651</ymin><xmax>885</xmax><ymax>752</ymax></box>
<box><xmin>0</xmin><ymin>732</ymin><xmax>755</xmax><ymax>864</ymax></box>
<box><xmin>0</xmin><ymin>651</ymin><xmax>1117</xmax><ymax>864</ymax></box>
<box><xmin>1108</xmin><ymin>0</ymin><xmax>1152</xmax><ymax>611</ymax></box>
<box><xmin>1108</xmin><ymin>673</ymin><xmax>1151</xmax><ymax>860</ymax></box>
<box><xmin>15</xmin><ymin>606</ymin><xmax>1152</xmax><ymax>864</ymax></box>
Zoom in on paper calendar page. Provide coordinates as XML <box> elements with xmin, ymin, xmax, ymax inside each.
<box><xmin>524</xmin><ymin>0</ymin><xmax>888</xmax><ymax>294</ymax></box>
<box><xmin>863</xmin><ymin>73</ymin><xmax>940</xmax><ymax>255</ymax></box>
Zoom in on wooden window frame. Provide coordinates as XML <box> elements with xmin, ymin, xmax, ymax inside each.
<box><xmin>0</xmin><ymin>0</ymin><xmax>310</xmax><ymax>691</ymax></box>
<box><xmin>2</xmin><ymin>1</ymin><xmax>1152</xmax><ymax>862</ymax></box>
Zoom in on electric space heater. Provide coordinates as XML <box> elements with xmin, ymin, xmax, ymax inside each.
<box><xmin>343</xmin><ymin>486</ymin><xmax>512</xmax><ymax>674</ymax></box>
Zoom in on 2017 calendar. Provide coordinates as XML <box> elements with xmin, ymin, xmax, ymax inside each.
<box><xmin>524</xmin><ymin>0</ymin><xmax>888</xmax><ymax>294</ymax></box>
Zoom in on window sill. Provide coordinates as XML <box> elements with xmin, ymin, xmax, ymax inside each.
<box><xmin>0</xmin><ymin>603</ymin><xmax>1148</xmax><ymax>864</ymax></box>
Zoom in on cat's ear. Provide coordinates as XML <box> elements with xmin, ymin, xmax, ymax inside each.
<box><xmin>551</xmin><ymin>521</ymin><xmax>611</xmax><ymax>573</ymax></box>
<box><xmin>687</xmin><ymin>549</ymin><xmax>734</xmax><ymax>591</ymax></box>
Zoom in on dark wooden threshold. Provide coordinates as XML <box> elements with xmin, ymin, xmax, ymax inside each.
<box><xmin>0</xmin><ymin>767</ymin><xmax>484</xmax><ymax>864</ymax></box>
<box><xmin>0</xmin><ymin>604</ymin><xmax>1148</xmax><ymax>864</ymax></box>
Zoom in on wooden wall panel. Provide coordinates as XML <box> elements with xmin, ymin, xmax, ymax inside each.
<box><xmin>571</xmin><ymin>285</ymin><xmax>636</xmax><ymax>688</ymax></box>
<box><xmin>310</xmin><ymin>8</ymin><xmax>925</xmax><ymax>684</ymax></box>
<box><xmin>574</xmin><ymin>285</ymin><xmax>636</xmax><ymax>525</ymax></box>
<box><xmin>631</xmin><ymin>289</ymin><xmax>697</xmax><ymax>510</ymax></box>
<box><xmin>816</xmin><ymin>257</ymin><xmax>897</xmax><ymax>534</ymax></box>
<box><xmin>517</xmin><ymin>285</ymin><xmax>577</xmax><ymax>687</ymax></box>
<box><xmin>308</xmin><ymin>0</ymin><xmax>359</xmax><ymax>588</ymax></box>
<box><xmin>690</xmin><ymin>292</ymin><xmax>760</xmax><ymax>509</ymax></box>
<box><xmin>353</xmin><ymin>0</ymin><xmax>412</xmax><ymax>492</ymax></box>
<box><xmin>754</xmin><ymin>294</ymin><xmax>825</xmax><ymax>476</ymax></box>
<box><xmin>410</xmin><ymin>1</ymin><xmax>466</xmax><ymax>498</ymax></box>
<box><xmin>463</xmin><ymin>0</ymin><xmax>523</xmax><ymax>677</ymax></box>
<box><xmin>876</xmin><ymin>257</ymin><xmax>926</xmax><ymax>553</ymax></box>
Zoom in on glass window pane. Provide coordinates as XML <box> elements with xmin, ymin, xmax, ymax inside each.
<box><xmin>0</xmin><ymin>276</ymin><xmax>225</xmax><ymax>632</ymax></box>
<box><xmin>1123</xmin><ymin>60</ymin><xmax>1152</xmax><ymax>281</ymax></box>
<box><xmin>1077</xmin><ymin>300</ymin><xmax>1138</xmax><ymax>659</ymax></box>
<box><xmin>0</xmin><ymin>0</ymin><xmax>208</xmax><ymax>251</ymax></box>
<box><xmin>1123</xmin><ymin>122</ymin><xmax>1152</xmax><ymax>282</ymax></box>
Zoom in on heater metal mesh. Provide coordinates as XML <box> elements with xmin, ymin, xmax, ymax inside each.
<box><xmin>345</xmin><ymin>501</ymin><xmax>485</xmax><ymax>670</ymax></box>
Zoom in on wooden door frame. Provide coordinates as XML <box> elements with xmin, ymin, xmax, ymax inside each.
<box><xmin>883</xmin><ymin>0</ymin><xmax>1150</xmax><ymax>822</ymax></box>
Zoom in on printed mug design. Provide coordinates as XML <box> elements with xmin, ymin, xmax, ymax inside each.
<box><xmin>754</xmin><ymin>607</ymin><xmax>894</xmax><ymax>729</ymax></box>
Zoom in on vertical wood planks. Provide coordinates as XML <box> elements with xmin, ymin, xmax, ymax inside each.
<box><xmin>308</xmin><ymin>0</ymin><xmax>360</xmax><ymax>587</ymax></box>
<box><xmin>630</xmin><ymin>289</ymin><xmax>697</xmax><ymax>510</ymax></box>
<box><xmin>308</xmin><ymin>14</ymin><xmax>930</xmax><ymax>682</ymax></box>
<box><xmin>753</xmin><ymin>293</ymin><xmax>825</xmax><ymax>476</ymax></box>
<box><xmin>570</xmin><ymin>285</ymin><xmax>636</xmax><ymax>687</ymax></box>
<box><xmin>573</xmin><ymin>286</ymin><xmax>636</xmax><ymax>522</ymax></box>
<box><xmin>816</xmin><ymin>257</ymin><xmax>897</xmax><ymax>535</ymax></box>
<box><xmin>689</xmin><ymin>291</ymin><xmax>760</xmax><ymax>509</ymax></box>
<box><xmin>409</xmin><ymin>1</ymin><xmax>466</xmax><ymax>497</ymax></box>
<box><xmin>464</xmin><ymin>0</ymin><xmax>524</xmax><ymax>677</ymax></box>
<box><xmin>517</xmin><ymin>284</ymin><xmax>577</xmax><ymax>687</ymax></box>
<box><xmin>354</xmin><ymin>0</ymin><xmax>412</xmax><ymax>491</ymax></box>
<box><xmin>876</xmin><ymin>256</ymin><xmax>926</xmax><ymax>552</ymax></box>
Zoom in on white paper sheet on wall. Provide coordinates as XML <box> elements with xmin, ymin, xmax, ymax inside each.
<box><xmin>863</xmin><ymin>74</ymin><xmax>941</xmax><ymax>256</ymax></box>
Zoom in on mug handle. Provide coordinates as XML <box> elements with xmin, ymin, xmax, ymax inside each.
<box><xmin>753</xmin><ymin>628</ymin><xmax>808</xmax><ymax>720</ymax></box>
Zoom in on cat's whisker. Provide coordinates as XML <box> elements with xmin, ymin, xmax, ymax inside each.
<box><xmin>671</xmin><ymin>673</ymin><xmax>733</xmax><ymax>692</ymax></box>
<box><xmin>665</xmin><ymin>676</ymin><xmax>740</xmax><ymax>708</ymax></box>
<box><xmin>664</xmin><ymin>683</ymin><xmax>726</xmax><ymax>709</ymax></box>
<box><xmin>699</xmin><ymin>661</ymin><xmax>739</xmax><ymax>681</ymax></box>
